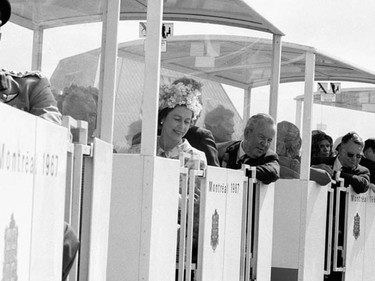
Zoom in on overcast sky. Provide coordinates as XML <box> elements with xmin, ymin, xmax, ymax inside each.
<box><xmin>249</xmin><ymin>0</ymin><xmax>375</xmax><ymax>72</ymax></box>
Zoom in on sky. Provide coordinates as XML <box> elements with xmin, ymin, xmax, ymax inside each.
<box><xmin>1</xmin><ymin>0</ymin><xmax>375</xmax><ymax>140</ymax></box>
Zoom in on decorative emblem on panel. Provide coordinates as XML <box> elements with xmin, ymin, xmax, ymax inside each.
<box><xmin>2</xmin><ymin>214</ymin><xmax>18</xmax><ymax>281</ymax></box>
<box><xmin>353</xmin><ymin>213</ymin><xmax>360</xmax><ymax>240</ymax></box>
<box><xmin>211</xmin><ymin>209</ymin><xmax>219</xmax><ymax>251</ymax></box>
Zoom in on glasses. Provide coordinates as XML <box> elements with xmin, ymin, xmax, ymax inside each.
<box><xmin>346</xmin><ymin>152</ymin><xmax>362</xmax><ymax>159</ymax></box>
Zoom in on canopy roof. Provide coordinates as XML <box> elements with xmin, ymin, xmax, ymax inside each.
<box><xmin>115</xmin><ymin>35</ymin><xmax>375</xmax><ymax>88</ymax></box>
<box><xmin>9</xmin><ymin>0</ymin><xmax>283</xmax><ymax>35</ymax></box>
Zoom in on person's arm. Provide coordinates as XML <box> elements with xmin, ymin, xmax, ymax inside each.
<box><xmin>341</xmin><ymin>166</ymin><xmax>370</xmax><ymax>194</ymax></box>
<box><xmin>29</xmin><ymin>76</ymin><xmax>62</xmax><ymax>125</ymax></box>
<box><xmin>309</xmin><ymin>167</ymin><xmax>332</xmax><ymax>186</ymax></box>
<box><xmin>255</xmin><ymin>154</ymin><xmax>280</xmax><ymax>184</ymax></box>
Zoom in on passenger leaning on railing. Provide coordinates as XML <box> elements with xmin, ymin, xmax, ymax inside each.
<box><xmin>0</xmin><ymin>2</ymin><xmax>79</xmax><ymax>280</ymax></box>
<box><xmin>311</xmin><ymin>132</ymin><xmax>370</xmax><ymax>194</ymax></box>
<box><xmin>218</xmin><ymin>113</ymin><xmax>280</xmax><ymax>184</ymax></box>
<box><xmin>276</xmin><ymin>121</ymin><xmax>332</xmax><ymax>185</ymax></box>
<box><xmin>130</xmin><ymin>77</ymin><xmax>220</xmax><ymax>166</ymax></box>
<box><xmin>315</xmin><ymin>132</ymin><xmax>370</xmax><ymax>281</ymax></box>
<box><xmin>128</xmin><ymin>77</ymin><xmax>207</xmax><ymax>167</ymax></box>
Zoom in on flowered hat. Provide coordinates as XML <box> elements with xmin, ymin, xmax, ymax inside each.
<box><xmin>159</xmin><ymin>79</ymin><xmax>203</xmax><ymax>121</ymax></box>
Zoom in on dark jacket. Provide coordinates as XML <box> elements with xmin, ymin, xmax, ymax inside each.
<box><xmin>217</xmin><ymin>140</ymin><xmax>280</xmax><ymax>184</ymax></box>
<box><xmin>314</xmin><ymin>156</ymin><xmax>370</xmax><ymax>194</ymax></box>
<box><xmin>360</xmin><ymin>157</ymin><xmax>375</xmax><ymax>184</ymax></box>
<box><xmin>0</xmin><ymin>70</ymin><xmax>62</xmax><ymax>125</ymax></box>
<box><xmin>183</xmin><ymin>126</ymin><xmax>220</xmax><ymax>166</ymax></box>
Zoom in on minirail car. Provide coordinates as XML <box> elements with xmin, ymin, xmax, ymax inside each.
<box><xmin>2</xmin><ymin>1</ymin><xmax>375</xmax><ymax>281</ymax></box>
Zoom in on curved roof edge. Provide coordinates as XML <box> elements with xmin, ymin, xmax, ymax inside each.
<box><xmin>9</xmin><ymin>0</ymin><xmax>284</xmax><ymax>36</ymax></box>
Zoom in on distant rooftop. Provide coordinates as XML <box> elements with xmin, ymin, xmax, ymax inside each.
<box><xmin>295</xmin><ymin>87</ymin><xmax>375</xmax><ymax>113</ymax></box>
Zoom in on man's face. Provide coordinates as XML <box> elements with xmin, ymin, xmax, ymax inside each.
<box><xmin>364</xmin><ymin>147</ymin><xmax>375</xmax><ymax>162</ymax></box>
<box><xmin>338</xmin><ymin>139</ymin><xmax>363</xmax><ymax>169</ymax></box>
<box><xmin>243</xmin><ymin>121</ymin><xmax>275</xmax><ymax>158</ymax></box>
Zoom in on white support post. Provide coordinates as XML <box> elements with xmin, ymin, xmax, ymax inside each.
<box><xmin>243</xmin><ymin>86</ymin><xmax>252</xmax><ymax>124</ymax></box>
<box><xmin>31</xmin><ymin>27</ymin><xmax>43</xmax><ymax>71</ymax></box>
<box><xmin>269</xmin><ymin>34</ymin><xmax>282</xmax><ymax>122</ymax></box>
<box><xmin>300</xmin><ymin>52</ymin><xmax>315</xmax><ymax>180</ymax></box>
<box><xmin>96</xmin><ymin>0</ymin><xmax>120</xmax><ymax>144</ymax></box>
<box><xmin>269</xmin><ymin>34</ymin><xmax>282</xmax><ymax>152</ymax></box>
<box><xmin>295</xmin><ymin>99</ymin><xmax>303</xmax><ymax>130</ymax></box>
<box><xmin>140</xmin><ymin>0</ymin><xmax>164</xmax><ymax>156</ymax></box>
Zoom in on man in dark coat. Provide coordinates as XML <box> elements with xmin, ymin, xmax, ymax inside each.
<box><xmin>314</xmin><ymin>132</ymin><xmax>370</xmax><ymax>281</ymax></box>
<box><xmin>312</xmin><ymin>132</ymin><xmax>370</xmax><ymax>194</ymax></box>
<box><xmin>218</xmin><ymin>113</ymin><xmax>280</xmax><ymax>184</ymax></box>
<box><xmin>183</xmin><ymin>125</ymin><xmax>220</xmax><ymax>166</ymax></box>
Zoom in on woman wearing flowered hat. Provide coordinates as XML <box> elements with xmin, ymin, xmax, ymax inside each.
<box><xmin>129</xmin><ymin>77</ymin><xmax>206</xmax><ymax>272</ymax></box>
<box><xmin>130</xmin><ymin>77</ymin><xmax>207</xmax><ymax>169</ymax></box>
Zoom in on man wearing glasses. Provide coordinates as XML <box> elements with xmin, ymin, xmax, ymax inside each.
<box><xmin>316</xmin><ymin>133</ymin><xmax>370</xmax><ymax>281</ymax></box>
<box><xmin>312</xmin><ymin>131</ymin><xmax>370</xmax><ymax>194</ymax></box>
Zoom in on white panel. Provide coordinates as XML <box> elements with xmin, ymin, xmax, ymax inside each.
<box><xmin>362</xmin><ymin>190</ymin><xmax>375</xmax><ymax>280</ymax></box>
<box><xmin>0</xmin><ymin>104</ymin><xmax>36</xmax><ymax>281</ymax></box>
<box><xmin>147</xmin><ymin>156</ymin><xmax>180</xmax><ymax>280</ymax></box>
<box><xmin>107</xmin><ymin>154</ymin><xmax>180</xmax><ymax>281</ymax></box>
<box><xmin>343</xmin><ymin>189</ymin><xmax>366</xmax><ymax>281</ymax></box>
<box><xmin>223</xmin><ymin>168</ymin><xmax>245</xmax><ymax>281</ymax></box>
<box><xmin>300</xmin><ymin>181</ymin><xmax>328</xmax><ymax>281</ymax></box>
<box><xmin>107</xmin><ymin>154</ymin><xmax>144</xmax><ymax>280</ymax></box>
<box><xmin>29</xmin><ymin>118</ymin><xmax>67</xmax><ymax>281</ymax></box>
<box><xmin>256</xmin><ymin>182</ymin><xmax>274</xmax><ymax>281</ymax></box>
<box><xmin>199</xmin><ymin>167</ymin><xmax>228</xmax><ymax>281</ymax></box>
<box><xmin>86</xmin><ymin>138</ymin><xmax>113</xmax><ymax>281</ymax></box>
<box><xmin>272</xmin><ymin>179</ymin><xmax>328</xmax><ymax>281</ymax></box>
<box><xmin>272</xmin><ymin>180</ymin><xmax>302</xmax><ymax>268</ymax></box>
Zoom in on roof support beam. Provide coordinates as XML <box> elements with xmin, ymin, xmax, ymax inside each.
<box><xmin>243</xmin><ymin>86</ymin><xmax>252</xmax><ymax>123</ymax></box>
<box><xmin>300</xmin><ymin>52</ymin><xmax>315</xmax><ymax>180</ymax></box>
<box><xmin>31</xmin><ymin>27</ymin><xmax>43</xmax><ymax>71</ymax></box>
<box><xmin>269</xmin><ymin>34</ymin><xmax>282</xmax><ymax>151</ymax></box>
<box><xmin>96</xmin><ymin>0</ymin><xmax>120</xmax><ymax>143</ymax></box>
<box><xmin>140</xmin><ymin>0</ymin><xmax>164</xmax><ymax>156</ymax></box>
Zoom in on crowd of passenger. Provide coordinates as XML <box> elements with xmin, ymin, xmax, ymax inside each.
<box><xmin>36</xmin><ymin>74</ymin><xmax>374</xmax><ymax>194</ymax></box>
<box><xmin>3</xmin><ymin>39</ymin><xmax>375</xmax><ymax>278</ymax></box>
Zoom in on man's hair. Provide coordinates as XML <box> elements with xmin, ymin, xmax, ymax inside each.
<box><xmin>341</xmin><ymin>131</ymin><xmax>364</xmax><ymax>147</ymax></box>
<box><xmin>244</xmin><ymin>113</ymin><xmax>275</xmax><ymax>135</ymax></box>
<box><xmin>204</xmin><ymin>105</ymin><xmax>234</xmax><ymax>129</ymax></box>
<box><xmin>364</xmin><ymin>138</ymin><xmax>375</xmax><ymax>151</ymax></box>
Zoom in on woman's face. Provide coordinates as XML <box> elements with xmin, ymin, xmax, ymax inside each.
<box><xmin>318</xmin><ymin>139</ymin><xmax>331</xmax><ymax>157</ymax></box>
<box><xmin>161</xmin><ymin>106</ymin><xmax>193</xmax><ymax>143</ymax></box>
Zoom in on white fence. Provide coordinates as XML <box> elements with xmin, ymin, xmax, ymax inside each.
<box><xmin>3</xmin><ymin>103</ymin><xmax>375</xmax><ymax>281</ymax></box>
<box><xmin>0</xmin><ymin>103</ymin><xmax>113</xmax><ymax>281</ymax></box>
